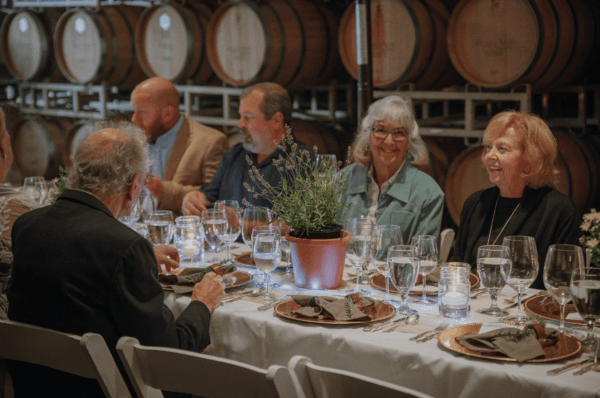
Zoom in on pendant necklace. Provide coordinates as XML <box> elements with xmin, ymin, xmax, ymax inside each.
<box><xmin>487</xmin><ymin>195</ymin><xmax>520</xmax><ymax>245</ymax></box>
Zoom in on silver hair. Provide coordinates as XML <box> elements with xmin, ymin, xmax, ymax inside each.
<box><xmin>351</xmin><ymin>95</ymin><xmax>428</xmax><ymax>166</ymax></box>
<box><xmin>67</xmin><ymin>120</ymin><xmax>150</xmax><ymax>197</ymax></box>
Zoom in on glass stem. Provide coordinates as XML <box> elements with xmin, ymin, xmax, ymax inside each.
<box><xmin>490</xmin><ymin>291</ymin><xmax>499</xmax><ymax>310</ymax></box>
<box><xmin>559</xmin><ymin>303</ymin><xmax>566</xmax><ymax>330</ymax></box>
<box><xmin>265</xmin><ymin>272</ymin><xmax>270</xmax><ymax>295</ymax></box>
<box><xmin>516</xmin><ymin>292</ymin><xmax>522</xmax><ymax>317</ymax></box>
<box><xmin>226</xmin><ymin>243</ymin><xmax>231</xmax><ymax>260</ymax></box>
<box><xmin>385</xmin><ymin>276</ymin><xmax>390</xmax><ymax>300</ymax></box>
<box><xmin>586</xmin><ymin>320</ymin><xmax>595</xmax><ymax>341</ymax></box>
<box><xmin>355</xmin><ymin>267</ymin><xmax>361</xmax><ymax>286</ymax></box>
<box><xmin>422</xmin><ymin>275</ymin><xmax>427</xmax><ymax>302</ymax></box>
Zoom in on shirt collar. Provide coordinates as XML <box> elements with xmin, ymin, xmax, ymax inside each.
<box><xmin>153</xmin><ymin>115</ymin><xmax>183</xmax><ymax>149</ymax></box>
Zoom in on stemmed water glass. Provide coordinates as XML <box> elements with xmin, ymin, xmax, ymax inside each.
<box><xmin>215</xmin><ymin>200</ymin><xmax>241</xmax><ymax>264</ymax></box>
<box><xmin>23</xmin><ymin>176</ymin><xmax>47</xmax><ymax>205</ymax></box>
<box><xmin>477</xmin><ymin>245</ymin><xmax>510</xmax><ymax>316</ymax></box>
<box><xmin>315</xmin><ymin>154</ymin><xmax>337</xmax><ymax>178</ymax></box>
<box><xmin>42</xmin><ymin>180</ymin><xmax>58</xmax><ymax>206</ymax></box>
<box><xmin>411</xmin><ymin>235</ymin><xmax>438</xmax><ymax>304</ymax></box>
<box><xmin>500</xmin><ymin>236</ymin><xmax>539</xmax><ymax>325</ymax></box>
<box><xmin>544</xmin><ymin>244</ymin><xmax>584</xmax><ymax>334</ymax></box>
<box><xmin>147</xmin><ymin>210</ymin><xmax>174</xmax><ymax>246</ymax></box>
<box><xmin>241</xmin><ymin>206</ymin><xmax>270</xmax><ymax>257</ymax></box>
<box><xmin>344</xmin><ymin>219</ymin><xmax>373</xmax><ymax>295</ymax></box>
<box><xmin>253</xmin><ymin>230</ymin><xmax>281</xmax><ymax>302</ymax></box>
<box><xmin>571</xmin><ymin>267</ymin><xmax>600</xmax><ymax>350</ymax></box>
<box><xmin>387</xmin><ymin>245</ymin><xmax>419</xmax><ymax>315</ymax></box>
<box><xmin>202</xmin><ymin>208</ymin><xmax>228</xmax><ymax>264</ymax></box>
<box><xmin>277</xmin><ymin>218</ymin><xmax>293</xmax><ymax>277</ymax></box>
<box><xmin>371</xmin><ymin>225</ymin><xmax>403</xmax><ymax>303</ymax></box>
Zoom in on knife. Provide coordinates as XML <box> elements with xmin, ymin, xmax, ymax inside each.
<box><xmin>546</xmin><ymin>358</ymin><xmax>593</xmax><ymax>376</ymax></box>
<box><xmin>363</xmin><ymin>316</ymin><xmax>409</xmax><ymax>332</ymax></box>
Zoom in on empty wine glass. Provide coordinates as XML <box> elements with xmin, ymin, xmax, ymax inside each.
<box><xmin>371</xmin><ymin>225</ymin><xmax>403</xmax><ymax>303</ymax></box>
<box><xmin>477</xmin><ymin>245</ymin><xmax>510</xmax><ymax>316</ymax></box>
<box><xmin>22</xmin><ymin>176</ymin><xmax>47</xmax><ymax>205</ymax></box>
<box><xmin>202</xmin><ymin>208</ymin><xmax>228</xmax><ymax>264</ymax></box>
<box><xmin>277</xmin><ymin>218</ymin><xmax>293</xmax><ymax>277</ymax></box>
<box><xmin>147</xmin><ymin>210</ymin><xmax>174</xmax><ymax>246</ymax></box>
<box><xmin>411</xmin><ymin>235</ymin><xmax>438</xmax><ymax>304</ymax></box>
<box><xmin>387</xmin><ymin>245</ymin><xmax>419</xmax><ymax>315</ymax></box>
<box><xmin>345</xmin><ymin>219</ymin><xmax>374</xmax><ymax>295</ymax></box>
<box><xmin>500</xmin><ymin>236</ymin><xmax>539</xmax><ymax>325</ymax></box>
<box><xmin>315</xmin><ymin>154</ymin><xmax>337</xmax><ymax>178</ymax></box>
<box><xmin>544</xmin><ymin>244</ymin><xmax>584</xmax><ymax>333</ymax></box>
<box><xmin>253</xmin><ymin>231</ymin><xmax>281</xmax><ymax>302</ymax></box>
<box><xmin>215</xmin><ymin>200</ymin><xmax>241</xmax><ymax>264</ymax></box>
<box><xmin>241</xmin><ymin>207</ymin><xmax>270</xmax><ymax>257</ymax></box>
<box><xmin>571</xmin><ymin>267</ymin><xmax>600</xmax><ymax>349</ymax></box>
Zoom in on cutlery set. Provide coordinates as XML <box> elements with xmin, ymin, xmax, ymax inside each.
<box><xmin>257</xmin><ymin>295</ymin><xmax>291</xmax><ymax>311</ymax></box>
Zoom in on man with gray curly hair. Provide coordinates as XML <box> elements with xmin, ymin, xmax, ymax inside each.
<box><xmin>7</xmin><ymin>123</ymin><xmax>225</xmax><ymax>398</ymax></box>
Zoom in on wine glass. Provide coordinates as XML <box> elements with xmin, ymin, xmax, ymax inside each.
<box><xmin>500</xmin><ymin>236</ymin><xmax>539</xmax><ymax>325</ymax></box>
<box><xmin>571</xmin><ymin>267</ymin><xmax>600</xmax><ymax>349</ymax></box>
<box><xmin>215</xmin><ymin>200</ymin><xmax>241</xmax><ymax>264</ymax></box>
<box><xmin>371</xmin><ymin>225</ymin><xmax>403</xmax><ymax>303</ymax></box>
<box><xmin>147</xmin><ymin>210</ymin><xmax>174</xmax><ymax>246</ymax></box>
<box><xmin>253</xmin><ymin>231</ymin><xmax>281</xmax><ymax>302</ymax></box>
<box><xmin>277</xmin><ymin>218</ymin><xmax>293</xmax><ymax>277</ymax></box>
<box><xmin>544</xmin><ymin>244</ymin><xmax>584</xmax><ymax>333</ymax></box>
<box><xmin>241</xmin><ymin>207</ymin><xmax>270</xmax><ymax>257</ymax></box>
<box><xmin>315</xmin><ymin>154</ymin><xmax>337</xmax><ymax>178</ymax></box>
<box><xmin>477</xmin><ymin>245</ymin><xmax>510</xmax><ymax>316</ymax></box>
<box><xmin>22</xmin><ymin>176</ymin><xmax>47</xmax><ymax>205</ymax></box>
<box><xmin>411</xmin><ymin>235</ymin><xmax>438</xmax><ymax>304</ymax></box>
<box><xmin>344</xmin><ymin>219</ymin><xmax>374</xmax><ymax>295</ymax></box>
<box><xmin>202</xmin><ymin>208</ymin><xmax>228</xmax><ymax>264</ymax></box>
<box><xmin>387</xmin><ymin>245</ymin><xmax>419</xmax><ymax>315</ymax></box>
<box><xmin>42</xmin><ymin>180</ymin><xmax>58</xmax><ymax>206</ymax></box>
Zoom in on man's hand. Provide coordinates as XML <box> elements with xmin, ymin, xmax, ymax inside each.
<box><xmin>182</xmin><ymin>190</ymin><xmax>208</xmax><ymax>216</ymax></box>
<box><xmin>154</xmin><ymin>245</ymin><xmax>179</xmax><ymax>274</ymax></box>
<box><xmin>145</xmin><ymin>176</ymin><xmax>165</xmax><ymax>200</ymax></box>
<box><xmin>191</xmin><ymin>272</ymin><xmax>225</xmax><ymax>313</ymax></box>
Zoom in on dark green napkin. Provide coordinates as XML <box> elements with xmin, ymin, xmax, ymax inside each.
<box><xmin>291</xmin><ymin>294</ymin><xmax>376</xmax><ymax>321</ymax></box>
<box><xmin>457</xmin><ymin>325</ymin><xmax>559</xmax><ymax>362</ymax></box>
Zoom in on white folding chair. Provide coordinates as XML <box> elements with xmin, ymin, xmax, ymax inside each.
<box><xmin>116</xmin><ymin>336</ymin><xmax>297</xmax><ymax>398</ymax></box>
<box><xmin>439</xmin><ymin>228</ymin><xmax>455</xmax><ymax>263</ymax></box>
<box><xmin>288</xmin><ymin>355</ymin><xmax>433</xmax><ymax>398</ymax></box>
<box><xmin>0</xmin><ymin>319</ymin><xmax>131</xmax><ymax>398</ymax></box>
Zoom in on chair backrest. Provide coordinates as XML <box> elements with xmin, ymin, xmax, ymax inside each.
<box><xmin>288</xmin><ymin>356</ymin><xmax>433</xmax><ymax>398</ymax></box>
<box><xmin>439</xmin><ymin>228</ymin><xmax>455</xmax><ymax>263</ymax></box>
<box><xmin>116</xmin><ymin>336</ymin><xmax>297</xmax><ymax>398</ymax></box>
<box><xmin>0</xmin><ymin>319</ymin><xmax>131</xmax><ymax>398</ymax></box>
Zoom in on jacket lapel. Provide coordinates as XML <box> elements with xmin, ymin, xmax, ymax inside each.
<box><xmin>163</xmin><ymin>116</ymin><xmax>190</xmax><ymax>181</ymax></box>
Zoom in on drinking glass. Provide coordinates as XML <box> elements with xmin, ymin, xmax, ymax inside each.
<box><xmin>215</xmin><ymin>200</ymin><xmax>241</xmax><ymax>264</ymax></box>
<box><xmin>344</xmin><ymin>219</ymin><xmax>374</xmax><ymax>295</ymax></box>
<box><xmin>477</xmin><ymin>245</ymin><xmax>510</xmax><ymax>316</ymax></box>
<box><xmin>500</xmin><ymin>236</ymin><xmax>539</xmax><ymax>325</ymax></box>
<box><xmin>202</xmin><ymin>208</ymin><xmax>228</xmax><ymax>264</ymax></box>
<box><xmin>544</xmin><ymin>244</ymin><xmax>584</xmax><ymax>333</ymax></box>
<box><xmin>371</xmin><ymin>225</ymin><xmax>403</xmax><ymax>303</ymax></box>
<box><xmin>42</xmin><ymin>180</ymin><xmax>58</xmax><ymax>206</ymax></box>
<box><xmin>22</xmin><ymin>176</ymin><xmax>47</xmax><ymax>205</ymax></box>
<box><xmin>571</xmin><ymin>267</ymin><xmax>600</xmax><ymax>349</ymax></box>
<box><xmin>241</xmin><ymin>207</ymin><xmax>270</xmax><ymax>256</ymax></box>
<box><xmin>253</xmin><ymin>231</ymin><xmax>281</xmax><ymax>302</ymax></box>
<box><xmin>411</xmin><ymin>235</ymin><xmax>438</xmax><ymax>304</ymax></box>
<box><xmin>173</xmin><ymin>216</ymin><xmax>204</xmax><ymax>269</ymax></box>
<box><xmin>147</xmin><ymin>210</ymin><xmax>174</xmax><ymax>246</ymax></box>
<box><xmin>315</xmin><ymin>154</ymin><xmax>337</xmax><ymax>178</ymax></box>
<box><xmin>277</xmin><ymin>218</ymin><xmax>293</xmax><ymax>277</ymax></box>
<box><xmin>387</xmin><ymin>245</ymin><xmax>419</xmax><ymax>315</ymax></box>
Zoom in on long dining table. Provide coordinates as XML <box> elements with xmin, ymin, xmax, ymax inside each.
<box><xmin>163</xmin><ymin>244</ymin><xmax>600</xmax><ymax>398</ymax></box>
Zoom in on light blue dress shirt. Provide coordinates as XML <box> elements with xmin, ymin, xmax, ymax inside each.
<box><xmin>147</xmin><ymin>115</ymin><xmax>184</xmax><ymax>179</ymax></box>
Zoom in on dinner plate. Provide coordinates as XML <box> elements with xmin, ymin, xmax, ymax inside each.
<box><xmin>369</xmin><ymin>273</ymin><xmax>480</xmax><ymax>295</ymax></box>
<box><xmin>235</xmin><ymin>252</ymin><xmax>292</xmax><ymax>269</ymax></box>
<box><xmin>274</xmin><ymin>299</ymin><xmax>395</xmax><ymax>325</ymax></box>
<box><xmin>522</xmin><ymin>295</ymin><xmax>600</xmax><ymax>326</ymax></box>
<box><xmin>161</xmin><ymin>269</ymin><xmax>253</xmax><ymax>291</ymax></box>
<box><xmin>438</xmin><ymin>323</ymin><xmax>582</xmax><ymax>363</ymax></box>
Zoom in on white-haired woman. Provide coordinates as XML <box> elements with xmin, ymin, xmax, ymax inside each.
<box><xmin>338</xmin><ymin>95</ymin><xmax>444</xmax><ymax>243</ymax></box>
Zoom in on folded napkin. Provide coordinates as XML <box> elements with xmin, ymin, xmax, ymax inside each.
<box><xmin>456</xmin><ymin>324</ymin><xmax>559</xmax><ymax>362</ymax></box>
<box><xmin>159</xmin><ymin>264</ymin><xmax>234</xmax><ymax>294</ymax></box>
<box><xmin>291</xmin><ymin>294</ymin><xmax>376</xmax><ymax>321</ymax></box>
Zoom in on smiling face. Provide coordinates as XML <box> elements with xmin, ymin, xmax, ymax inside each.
<box><xmin>368</xmin><ymin>120</ymin><xmax>409</xmax><ymax>174</ymax></box>
<box><xmin>483</xmin><ymin>126</ymin><xmax>530</xmax><ymax>197</ymax></box>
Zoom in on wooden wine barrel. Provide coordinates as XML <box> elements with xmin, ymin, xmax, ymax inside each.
<box><xmin>417</xmin><ymin>137</ymin><xmax>466</xmax><ymax>196</ymax></box>
<box><xmin>62</xmin><ymin>120</ymin><xmax>96</xmax><ymax>167</ymax></box>
<box><xmin>0</xmin><ymin>9</ymin><xmax>64</xmax><ymax>81</ymax></box>
<box><xmin>135</xmin><ymin>2</ymin><xmax>214</xmax><ymax>84</ymax></box>
<box><xmin>54</xmin><ymin>6</ymin><xmax>145</xmax><ymax>88</ymax></box>
<box><xmin>10</xmin><ymin>117</ymin><xmax>70</xmax><ymax>179</ymax></box>
<box><xmin>339</xmin><ymin>0</ymin><xmax>457</xmax><ymax>90</ymax></box>
<box><xmin>290</xmin><ymin>119</ymin><xmax>345</xmax><ymax>160</ymax></box>
<box><xmin>206</xmin><ymin>0</ymin><xmax>340</xmax><ymax>91</ymax></box>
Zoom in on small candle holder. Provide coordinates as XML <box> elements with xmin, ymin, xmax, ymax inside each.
<box><xmin>174</xmin><ymin>216</ymin><xmax>204</xmax><ymax>268</ymax></box>
<box><xmin>438</xmin><ymin>262</ymin><xmax>471</xmax><ymax>318</ymax></box>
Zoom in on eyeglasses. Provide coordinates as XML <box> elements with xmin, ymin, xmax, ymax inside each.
<box><xmin>371</xmin><ymin>126</ymin><xmax>408</xmax><ymax>142</ymax></box>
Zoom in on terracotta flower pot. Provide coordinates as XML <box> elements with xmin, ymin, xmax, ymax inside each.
<box><xmin>286</xmin><ymin>230</ymin><xmax>351</xmax><ymax>289</ymax></box>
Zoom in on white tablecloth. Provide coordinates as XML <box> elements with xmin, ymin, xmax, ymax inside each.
<box><xmin>163</xmin><ymin>245</ymin><xmax>600</xmax><ymax>398</ymax></box>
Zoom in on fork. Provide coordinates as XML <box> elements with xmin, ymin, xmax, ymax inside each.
<box><xmin>409</xmin><ymin>321</ymin><xmax>449</xmax><ymax>341</ymax></box>
<box><xmin>416</xmin><ymin>323</ymin><xmax>451</xmax><ymax>343</ymax></box>
<box><xmin>257</xmin><ymin>295</ymin><xmax>291</xmax><ymax>311</ymax></box>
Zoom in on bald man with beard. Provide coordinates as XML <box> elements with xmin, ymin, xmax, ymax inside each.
<box><xmin>131</xmin><ymin>77</ymin><xmax>228</xmax><ymax>216</ymax></box>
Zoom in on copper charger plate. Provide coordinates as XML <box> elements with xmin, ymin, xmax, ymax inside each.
<box><xmin>161</xmin><ymin>269</ymin><xmax>253</xmax><ymax>291</ymax></box>
<box><xmin>274</xmin><ymin>299</ymin><xmax>395</xmax><ymax>325</ymax></box>
<box><xmin>522</xmin><ymin>295</ymin><xmax>600</xmax><ymax>327</ymax></box>
<box><xmin>370</xmin><ymin>273</ymin><xmax>480</xmax><ymax>295</ymax></box>
<box><xmin>235</xmin><ymin>252</ymin><xmax>292</xmax><ymax>268</ymax></box>
<box><xmin>438</xmin><ymin>323</ymin><xmax>582</xmax><ymax>363</ymax></box>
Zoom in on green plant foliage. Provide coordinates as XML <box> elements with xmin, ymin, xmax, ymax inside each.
<box><xmin>580</xmin><ymin>209</ymin><xmax>600</xmax><ymax>267</ymax></box>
